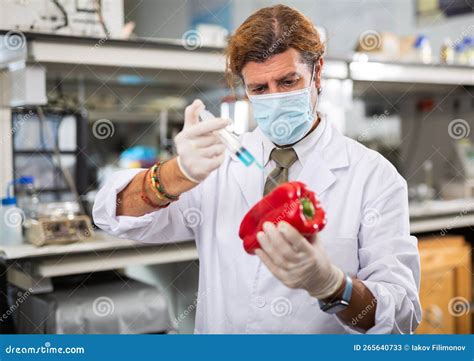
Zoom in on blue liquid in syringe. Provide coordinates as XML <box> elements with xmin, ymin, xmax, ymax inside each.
<box><xmin>236</xmin><ymin>147</ymin><xmax>264</xmax><ymax>170</ymax></box>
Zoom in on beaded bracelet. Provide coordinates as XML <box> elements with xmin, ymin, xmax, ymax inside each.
<box><xmin>141</xmin><ymin>169</ymin><xmax>169</xmax><ymax>209</ymax></box>
<box><xmin>151</xmin><ymin>161</ymin><xmax>180</xmax><ymax>201</ymax></box>
<box><xmin>148</xmin><ymin>165</ymin><xmax>168</xmax><ymax>202</ymax></box>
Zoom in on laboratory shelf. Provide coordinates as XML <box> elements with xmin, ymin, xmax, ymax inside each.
<box><xmin>88</xmin><ymin>110</ymin><xmax>184</xmax><ymax>123</ymax></box>
<box><xmin>350</xmin><ymin>60</ymin><xmax>474</xmax><ymax>86</ymax></box>
<box><xmin>2</xmin><ymin>32</ymin><xmax>471</xmax><ymax>86</ymax></box>
<box><xmin>0</xmin><ymin>32</ymin><xmax>348</xmax><ymax>79</ymax></box>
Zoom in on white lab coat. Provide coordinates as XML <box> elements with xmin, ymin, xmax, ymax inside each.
<box><xmin>93</xmin><ymin>116</ymin><xmax>421</xmax><ymax>334</ymax></box>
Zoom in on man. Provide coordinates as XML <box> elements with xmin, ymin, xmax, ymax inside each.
<box><xmin>93</xmin><ymin>4</ymin><xmax>421</xmax><ymax>334</ymax></box>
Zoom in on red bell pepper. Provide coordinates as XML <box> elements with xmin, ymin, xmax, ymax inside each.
<box><xmin>239</xmin><ymin>181</ymin><xmax>326</xmax><ymax>254</ymax></box>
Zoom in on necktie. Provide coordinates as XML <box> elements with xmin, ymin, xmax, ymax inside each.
<box><xmin>263</xmin><ymin>147</ymin><xmax>298</xmax><ymax>195</ymax></box>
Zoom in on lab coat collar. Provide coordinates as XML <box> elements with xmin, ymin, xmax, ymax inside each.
<box><xmin>231</xmin><ymin>115</ymin><xmax>349</xmax><ymax>208</ymax></box>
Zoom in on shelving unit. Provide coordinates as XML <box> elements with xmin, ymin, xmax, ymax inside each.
<box><xmin>1</xmin><ymin>31</ymin><xmax>473</xmax><ymax>213</ymax></box>
<box><xmin>350</xmin><ymin>61</ymin><xmax>474</xmax><ymax>86</ymax></box>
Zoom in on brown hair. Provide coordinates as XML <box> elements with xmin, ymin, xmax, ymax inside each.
<box><xmin>225</xmin><ymin>4</ymin><xmax>325</xmax><ymax>87</ymax></box>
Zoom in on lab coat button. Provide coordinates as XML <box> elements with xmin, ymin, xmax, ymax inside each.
<box><xmin>255</xmin><ymin>296</ymin><xmax>266</xmax><ymax>308</ymax></box>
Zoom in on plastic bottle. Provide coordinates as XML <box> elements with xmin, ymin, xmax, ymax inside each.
<box><xmin>414</xmin><ymin>35</ymin><xmax>432</xmax><ymax>64</ymax></box>
<box><xmin>454</xmin><ymin>42</ymin><xmax>467</xmax><ymax>65</ymax></box>
<box><xmin>440</xmin><ymin>38</ymin><xmax>454</xmax><ymax>65</ymax></box>
<box><xmin>15</xmin><ymin>176</ymin><xmax>39</xmax><ymax>219</ymax></box>
<box><xmin>0</xmin><ymin>197</ymin><xmax>24</xmax><ymax>246</ymax></box>
<box><xmin>463</xmin><ymin>36</ymin><xmax>474</xmax><ymax>66</ymax></box>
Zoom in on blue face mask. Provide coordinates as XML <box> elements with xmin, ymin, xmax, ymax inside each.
<box><xmin>248</xmin><ymin>83</ymin><xmax>317</xmax><ymax>146</ymax></box>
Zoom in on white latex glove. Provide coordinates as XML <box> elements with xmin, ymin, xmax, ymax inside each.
<box><xmin>255</xmin><ymin>221</ymin><xmax>344</xmax><ymax>300</ymax></box>
<box><xmin>175</xmin><ymin>99</ymin><xmax>230</xmax><ymax>183</ymax></box>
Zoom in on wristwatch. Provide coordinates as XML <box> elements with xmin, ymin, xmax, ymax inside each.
<box><xmin>318</xmin><ymin>275</ymin><xmax>353</xmax><ymax>314</ymax></box>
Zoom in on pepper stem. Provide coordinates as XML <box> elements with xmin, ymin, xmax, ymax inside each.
<box><xmin>300</xmin><ymin>198</ymin><xmax>315</xmax><ymax>219</ymax></box>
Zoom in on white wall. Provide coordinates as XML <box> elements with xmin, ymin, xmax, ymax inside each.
<box><xmin>124</xmin><ymin>0</ymin><xmax>190</xmax><ymax>40</ymax></box>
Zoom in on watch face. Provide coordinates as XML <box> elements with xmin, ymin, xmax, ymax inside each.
<box><xmin>321</xmin><ymin>300</ymin><xmax>350</xmax><ymax>314</ymax></box>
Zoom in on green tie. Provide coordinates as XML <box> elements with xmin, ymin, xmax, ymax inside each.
<box><xmin>263</xmin><ymin>147</ymin><xmax>298</xmax><ymax>195</ymax></box>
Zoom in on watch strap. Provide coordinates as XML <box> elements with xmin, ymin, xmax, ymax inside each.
<box><xmin>318</xmin><ymin>275</ymin><xmax>353</xmax><ymax>314</ymax></box>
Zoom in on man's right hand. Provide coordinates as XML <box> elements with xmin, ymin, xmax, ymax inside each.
<box><xmin>175</xmin><ymin>99</ymin><xmax>230</xmax><ymax>183</ymax></box>
<box><xmin>116</xmin><ymin>99</ymin><xmax>229</xmax><ymax>217</ymax></box>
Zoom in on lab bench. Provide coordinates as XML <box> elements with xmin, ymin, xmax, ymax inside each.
<box><xmin>1</xmin><ymin>206</ymin><xmax>473</xmax><ymax>334</ymax></box>
<box><xmin>0</xmin><ymin>199</ymin><xmax>472</xmax><ymax>294</ymax></box>
<box><xmin>0</xmin><ymin>231</ymin><xmax>197</xmax><ymax>293</ymax></box>
<box><xmin>0</xmin><ymin>232</ymin><xmax>197</xmax><ymax>334</ymax></box>
<box><xmin>410</xmin><ymin>198</ymin><xmax>474</xmax><ymax>234</ymax></box>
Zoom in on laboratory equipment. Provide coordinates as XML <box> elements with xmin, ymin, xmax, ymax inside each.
<box><xmin>199</xmin><ymin>109</ymin><xmax>263</xmax><ymax>169</ymax></box>
<box><xmin>454</xmin><ymin>42</ymin><xmax>467</xmax><ymax>65</ymax></box>
<box><xmin>0</xmin><ymin>0</ymin><xmax>124</xmax><ymax>38</ymax></box>
<box><xmin>25</xmin><ymin>215</ymin><xmax>94</xmax><ymax>246</ymax></box>
<box><xmin>0</xmin><ymin>197</ymin><xmax>23</xmax><ymax>246</ymax></box>
<box><xmin>440</xmin><ymin>38</ymin><xmax>454</xmax><ymax>65</ymax></box>
<box><xmin>448</xmin><ymin>139</ymin><xmax>474</xmax><ymax>198</ymax></box>
<box><xmin>455</xmin><ymin>139</ymin><xmax>474</xmax><ymax>178</ymax></box>
<box><xmin>23</xmin><ymin>201</ymin><xmax>94</xmax><ymax>246</ymax></box>
<box><xmin>414</xmin><ymin>35</ymin><xmax>432</xmax><ymax>64</ymax></box>
<box><xmin>15</xmin><ymin>176</ymin><xmax>39</xmax><ymax>219</ymax></box>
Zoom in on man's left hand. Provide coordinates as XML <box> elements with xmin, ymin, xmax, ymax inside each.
<box><xmin>255</xmin><ymin>221</ymin><xmax>344</xmax><ymax>300</ymax></box>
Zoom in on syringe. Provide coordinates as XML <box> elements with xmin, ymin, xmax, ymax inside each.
<box><xmin>199</xmin><ymin>109</ymin><xmax>263</xmax><ymax>169</ymax></box>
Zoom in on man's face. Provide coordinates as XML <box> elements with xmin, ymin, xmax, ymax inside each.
<box><xmin>242</xmin><ymin>48</ymin><xmax>323</xmax><ymax>107</ymax></box>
